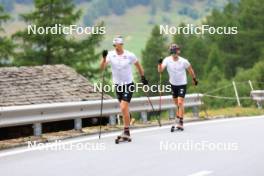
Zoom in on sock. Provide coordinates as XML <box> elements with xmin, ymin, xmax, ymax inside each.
<box><xmin>124</xmin><ymin>127</ymin><xmax>130</xmax><ymax>136</ymax></box>
<box><xmin>178</xmin><ymin>117</ymin><xmax>183</xmax><ymax>125</ymax></box>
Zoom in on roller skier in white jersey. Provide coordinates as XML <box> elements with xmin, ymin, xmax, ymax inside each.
<box><xmin>158</xmin><ymin>44</ymin><xmax>198</xmax><ymax>131</ymax></box>
<box><xmin>100</xmin><ymin>36</ymin><xmax>148</xmax><ymax>143</ymax></box>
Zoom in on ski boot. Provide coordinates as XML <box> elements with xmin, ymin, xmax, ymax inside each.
<box><xmin>171</xmin><ymin>117</ymin><xmax>184</xmax><ymax>132</ymax></box>
<box><xmin>115</xmin><ymin>127</ymin><xmax>132</xmax><ymax>144</ymax></box>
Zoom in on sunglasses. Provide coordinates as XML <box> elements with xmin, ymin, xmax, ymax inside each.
<box><xmin>170</xmin><ymin>48</ymin><xmax>178</xmax><ymax>54</ymax></box>
<box><xmin>113</xmin><ymin>44</ymin><xmax>123</xmax><ymax>47</ymax></box>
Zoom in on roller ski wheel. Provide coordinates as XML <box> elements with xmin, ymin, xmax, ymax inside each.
<box><xmin>171</xmin><ymin>126</ymin><xmax>175</xmax><ymax>132</ymax></box>
<box><xmin>172</xmin><ymin>117</ymin><xmax>184</xmax><ymax>132</ymax></box>
<box><xmin>171</xmin><ymin>125</ymin><xmax>184</xmax><ymax>132</ymax></box>
<box><xmin>176</xmin><ymin>125</ymin><xmax>184</xmax><ymax>131</ymax></box>
<box><xmin>115</xmin><ymin>135</ymin><xmax>132</xmax><ymax>144</ymax></box>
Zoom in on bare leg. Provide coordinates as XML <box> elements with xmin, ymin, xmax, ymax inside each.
<box><xmin>173</xmin><ymin>98</ymin><xmax>179</xmax><ymax>118</ymax></box>
<box><xmin>120</xmin><ymin>100</ymin><xmax>131</xmax><ymax>136</ymax></box>
<box><xmin>177</xmin><ymin>97</ymin><xmax>185</xmax><ymax>118</ymax></box>
<box><xmin>177</xmin><ymin>97</ymin><xmax>184</xmax><ymax>128</ymax></box>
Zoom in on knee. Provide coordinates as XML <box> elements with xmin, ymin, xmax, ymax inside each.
<box><xmin>120</xmin><ymin>102</ymin><xmax>128</xmax><ymax>112</ymax></box>
<box><xmin>178</xmin><ymin>101</ymin><xmax>184</xmax><ymax>107</ymax></box>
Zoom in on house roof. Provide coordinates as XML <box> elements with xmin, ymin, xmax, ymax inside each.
<box><xmin>0</xmin><ymin>65</ymin><xmax>111</xmax><ymax>106</ymax></box>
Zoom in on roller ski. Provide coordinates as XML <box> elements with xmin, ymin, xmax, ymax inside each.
<box><xmin>115</xmin><ymin>128</ymin><xmax>132</xmax><ymax>144</ymax></box>
<box><xmin>171</xmin><ymin>117</ymin><xmax>184</xmax><ymax>132</ymax></box>
<box><xmin>171</xmin><ymin>125</ymin><xmax>184</xmax><ymax>132</ymax></box>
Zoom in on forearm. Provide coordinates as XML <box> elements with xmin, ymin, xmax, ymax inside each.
<box><xmin>100</xmin><ymin>58</ymin><xmax>106</xmax><ymax>70</ymax></box>
<box><xmin>158</xmin><ymin>65</ymin><xmax>164</xmax><ymax>73</ymax></box>
<box><xmin>135</xmin><ymin>62</ymin><xmax>144</xmax><ymax>76</ymax></box>
<box><xmin>188</xmin><ymin>66</ymin><xmax>196</xmax><ymax>79</ymax></box>
<box><xmin>135</xmin><ymin>62</ymin><xmax>148</xmax><ymax>85</ymax></box>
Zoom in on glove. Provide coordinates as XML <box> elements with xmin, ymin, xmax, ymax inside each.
<box><xmin>158</xmin><ymin>58</ymin><xmax>163</xmax><ymax>64</ymax></box>
<box><xmin>141</xmin><ymin>76</ymin><xmax>148</xmax><ymax>85</ymax></box>
<box><xmin>193</xmin><ymin>78</ymin><xmax>198</xmax><ymax>86</ymax></box>
<box><xmin>102</xmin><ymin>50</ymin><xmax>108</xmax><ymax>59</ymax></box>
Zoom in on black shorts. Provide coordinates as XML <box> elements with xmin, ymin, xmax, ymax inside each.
<box><xmin>171</xmin><ymin>84</ymin><xmax>187</xmax><ymax>98</ymax></box>
<box><xmin>115</xmin><ymin>82</ymin><xmax>134</xmax><ymax>103</ymax></box>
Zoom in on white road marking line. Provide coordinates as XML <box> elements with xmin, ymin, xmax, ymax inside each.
<box><xmin>188</xmin><ymin>170</ymin><xmax>213</xmax><ymax>176</ymax></box>
<box><xmin>0</xmin><ymin>115</ymin><xmax>263</xmax><ymax>158</ymax></box>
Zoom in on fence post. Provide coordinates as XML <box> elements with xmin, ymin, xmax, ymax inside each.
<box><xmin>33</xmin><ymin>122</ymin><xmax>42</xmax><ymax>136</ymax></box>
<box><xmin>74</xmin><ymin>118</ymin><xmax>82</xmax><ymax>130</ymax></box>
<box><xmin>192</xmin><ymin>106</ymin><xmax>199</xmax><ymax>119</ymax></box>
<box><xmin>248</xmin><ymin>80</ymin><xmax>254</xmax><ymax>90</ymax></box>
<box><xmin>141</xmin><ymin>111</ymin><xmax>148</xmax><ymax>123</ymax></box>
<box><xmin>169</xmin><ymin>108</ymin><xmax>175</xmax><ymax>120</ymax></box>
<box><xmin>109</xmin><ymin>115</ymin><xmax>117</xmax><ymax>125</ymax></box>
<box><xmin>232</xmin><ymin>80</ymin><xmax>241</xmax><ymax>107</ymax></box>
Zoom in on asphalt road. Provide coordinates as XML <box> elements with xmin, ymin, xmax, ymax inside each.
<box><xmin>0</xmin><ymin>116</ymin><xmax>264</xmax><ymax>176</ymax></box>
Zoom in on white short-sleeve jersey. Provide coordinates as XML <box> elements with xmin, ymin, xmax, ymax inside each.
<box><xmin>106</xmin><ymin>50</ymin><xmax>138</xmax><ymax>85</ymax></box>
<box><xmin>162</xmin><ymin>56</ymin><xmax>190</xmax><ymax>86</ymax></box>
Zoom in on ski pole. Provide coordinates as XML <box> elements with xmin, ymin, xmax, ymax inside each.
<box><xmin>157</xmin><ymin>58</ymin><xmax>164</xmax><ymax>125</ymax></box>
<box><xmin>142</xmin><ymin>89</ymin><xmax>161</xmax><ymax>127</ymax></box>
<box><xmin>158</xmin><ymin>60</ymin><xmax>163</xmax><ymax>124</ymax></box>
<box><xmin>194</xmin><ymin>79</ymin><xmax>209</xmax><ymax>118</ymax></box>
<box><xmin>99</xmin><ymin>50</ymin><xmax>108</xmax><ymax>139</ymax></box>
<box><xmin>98</xmin><ymin>70</ymin><xmax>105</xmax><ymax>139</ymax></box>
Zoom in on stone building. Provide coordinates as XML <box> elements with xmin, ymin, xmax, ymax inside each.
<box><xmin>0</xmin><ymin>65</ymin><xmax>111</xmax><ymax>139</ymax></box>
<box><xmin>0</xmin><ymin>64</ymin><xmax>110</xmax><ymax>106</ymax></box>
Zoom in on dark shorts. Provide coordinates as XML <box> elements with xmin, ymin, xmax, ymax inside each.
<box><xmin>115</xmin><ymin>82</ymin><xmax>135</xmax><ymax>103</ymax></box>
<box><xmin>171</xmin><ymin>84</ymin><xmax>187</xmax><ymax>98</ymax></box>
